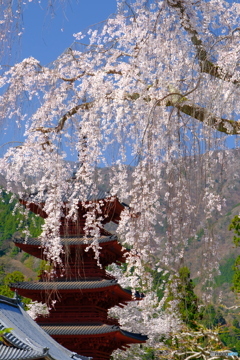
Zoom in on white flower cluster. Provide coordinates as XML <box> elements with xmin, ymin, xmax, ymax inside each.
<box><xmin>26</xmin><ymin>300</ymin><xmax>49</xmax><ymax>320</ymax></box>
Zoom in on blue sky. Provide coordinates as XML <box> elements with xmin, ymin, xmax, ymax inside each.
<box><xmin>0</xmin><ymin>1</ymin><xmax>118</xmax><ymax>158</ymax></box>
<box><xmin>21</xmin><ymin>0</ymin><xmax>117</xmax><ymax>65</ymax></box>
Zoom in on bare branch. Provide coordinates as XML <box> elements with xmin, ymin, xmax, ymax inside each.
<box><xmin>59</xmin><ymin>69</ymin><xmax>122</xmax><ymax>83</ymax></box>
<box><xmin>32</xmin><ymin>101</ymin><xmax>94</xmax><ymax>134</ymax></box>
<box><xmin>55</xmin><ymin>102</ymin><xmax>94</xmax><ymax>132</ymax></box>
<box><xmin>0</xmin><ymin>141</ymin><xmax>23</xmax><ymax>148</ymax></box>
<box><xmin>33</xmin><ymin>84</ymin><xmax>239</xmax><ymax>137</ymax></box>
<box><xmin>167</xmin><ymin>0</ymin><xmax>240</xmax><ymax>85</ymax></box>
<box><xmin>166</xmin><ymin>98</ymin><xmax>240</xmax><ymax>135</ymax></box>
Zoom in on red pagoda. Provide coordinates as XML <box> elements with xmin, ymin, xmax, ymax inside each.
<box><xmin>11</xmin><ymin>192</ymin><xmax>147</xmax><ymax>360</ymax></box>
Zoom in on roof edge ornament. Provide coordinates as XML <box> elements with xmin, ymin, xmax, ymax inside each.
<box><xmin>13</xmin><ymin>290</ymin><xmax>24</xmax><ymax>308</ymax></box>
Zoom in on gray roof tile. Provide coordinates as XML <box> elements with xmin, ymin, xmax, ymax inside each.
<box><xmin>22</xmin><ymin>186</ymin><xmax>109</xmax><ymax>204</ymax></box>
<box><xmin>41</xmin><ymin>324</ymin><xmax>148</xmax><ymax>341</ymax></box>
<box><xmin>0</xmin><ymin>295</ymin><xmax>90</xmax><ymax>360</ymax></box>
<box><xmin>0</xmin><ymin>344</ymin><xmax>45</xmax><ymax>360</ymax></box>
<box><xmin>11</xmin><ymin>279</ymin><xmax>121</xmax><ymax>291</ymax></box>
<box><xmin>42</xmin><ymin>324</ymin><xmax>118</xmax><ymax>336</ymax></box>
<box><xmin>14</xmin><ymin>235</ymin><xmax>118</xmax><ymax>246</ymax></box>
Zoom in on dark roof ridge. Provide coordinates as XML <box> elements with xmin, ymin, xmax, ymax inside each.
<box><xmin>41</xmin><ymin>323</ymin><xmax>148</xmax><ymax>341</ymax></box>
<box><xmin>120</xmin><ymin>328</ymin><xmax>148</xmax><ymax>341</ymax></box>
<box><xmin>13</xmin><ymin>234</ymin><xmax>119</xmax><ymax>245</ymax></box>
<box><xmin>10</xmin><ymin>279</ymin><xmax>122</xmax><ymax>291</ymax></box>
<box><xmin>0</xmin><ymin>295</ymin><xmax>20</xmax><ymax>308</ymax></box>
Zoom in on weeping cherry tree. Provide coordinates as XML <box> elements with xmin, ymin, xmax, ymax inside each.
<box><xmin>0</xmin><ymin>1</ymin><xmax>240</xmax><ymax>355</ymax></box>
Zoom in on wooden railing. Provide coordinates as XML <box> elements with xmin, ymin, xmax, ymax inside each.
<box><xmin>37</xmin><ymin>306</ymin><xmax>119</xmax><ymax>325</ymax></box>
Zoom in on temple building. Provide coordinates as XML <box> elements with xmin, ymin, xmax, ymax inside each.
<box><xmin>0</xmin><ymin>294</ymin><xmax>89</xmax><ymax>360</ymax></box>
<box><xmin>11</xmin><ymin>193</ymin><xmax>147</xmax><ymax>360</ymax></box>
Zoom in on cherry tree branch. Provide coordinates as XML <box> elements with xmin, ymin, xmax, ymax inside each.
<box><xmin>33</xmin><ymin>101</ymin><xmax>94</xmax><ymax>134</ymax></box>
<box><xmin>167</xmin><ymin>0</ymin><xmax>240</xmax><ymax>85</ymax></box>
<box><xmin>166</xmin><ymin>98</ymin><xmax>240</xmax><ymax>134</ymax></box>
<box><xmin>33</xmin><ymin>89</ymin><xmax>240</xmax><ymax>136</ymax></box>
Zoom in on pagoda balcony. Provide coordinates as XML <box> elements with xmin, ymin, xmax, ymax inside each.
<box><xmin>48</xmin><ymin>266</ymin><xmax>115</xmax><ymax>280</ymax></box>
<box><xmin>37</xmin><ymin>305</ymin><xmax>119</xmax><ymax>326</ymax></box>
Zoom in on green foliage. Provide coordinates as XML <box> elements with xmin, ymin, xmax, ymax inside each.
<box><xmin>232</xmin><ymin>256</ymin><xmax>240</xmax><ymax>292</ymax></box>
<box><xmin>219</xmin><ymin>325</ymin><xmax>240</xmax><ymax>353</ymax></box>
<box><xmin>20</xmin><ymin>252</ymin><xmax>30</xmax><ymax>263</ymax></box>
<box><xmin>0</xmin><ymin>271</ymin><xmax>24</xmax><ymax>299</ymax></box>
<box><xmin>165</xmin><ymin>267</ymin><xmax>201</xmax><ymax>329</ymax></box>
<box><xmin>0</xmin><ymin>270</ymin><xmax>30</xmax><ymax>305</ymax></box>
<box><xmin>229</xmin><ymin>215</ymin><xmax>240</xmax><ymax>247</ymax></box>
<box><xmin>211</xmin><ymin>212</ymin><xmax>240</xmax><ymax>352</ymax></box>
<box><xmin>229</xmin><ymin>216</ymin><xmax>240</xmax><ymax>293</ymax></box>
<box><xmin>9</xmin><ymin>246</ymin><xmax>19</xmax><ymax>258</ymax></box>
<box><xmin>0</xmin><ymin>328</ymin><xmax>13</xmax><ymax>341</ymax></box>
<box><xmin>24</xmin><ymin>256</ymin><xmax>35</xmax><ymax>270</ymax></box>
<box><xmin>3</xmin><ymin>271</ymin><xmax>24</xmax><ymax>285</ymax></box>
<box><xmin>214</xmin><ymin>256</ymin><xmax>235</xmax><ymax>287</ymax></box>
<box><xmin>201</xmin><ymin>305</ymin><xmax>226</xmax><ymax>329</ymax></box>
<box><xmin>0</xmin><ymin>190</ymin><xmax>44</xmax><ymax>247</ymax></box>
<box><xmin>149</xmin><ymin>267</ymin><xmax>169</xmax><ymax>300</ymax></box>
<box><xmin>140</xmin><ymin>347</ymin><xmax>155</xmax><ymax>360</ymax></box>
<box><xmin>233</xmin><ymin>319</ymin><xmax>240</xmax><ymax>329</ymax></box>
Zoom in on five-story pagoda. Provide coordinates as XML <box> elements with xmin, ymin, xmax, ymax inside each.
<box><xmin>11</xmin><ymin>190</ymin><xmax>147</xmax><ymax>360</ymax></box>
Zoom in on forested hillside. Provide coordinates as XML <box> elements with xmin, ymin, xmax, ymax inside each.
<box><xmin>0</xmin><ymin>191</ymin><xmax>43</xmax><ymax>245</ymax></box>
<box><xmin>0</xmin><ymin>190</ymin><xmax>43</xmax><ymax>282</ymax></box>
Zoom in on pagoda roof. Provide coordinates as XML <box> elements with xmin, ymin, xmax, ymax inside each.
<box><xmin>20</xmin><ymin>194</ymin><xmax>126</xmax><ymax>224</ymax></box>
<box><xmin>14</xmin><ymin>234</ymin><xmax>119</xmax><ymax>246</ymax></box>
<box><xmin>13</xmin><ymin>234</ymin><xmax>127</xmax><ymax>264</ymax></box>
<box><xmin>11</xmin><ymin>279</ymin><xmax>128</xmax><ymax>291</ymax></box>
<box><xmin>41</xmin><ymin>323</ymin><xmax>148</xmax><ymax>342</ymax></box>
<box><xmin>23</xmin><ymin>187</ymin><xmax>109</xmax><ymax>204</ymax></box>
<box><xmin>0</xmin><ymin>295</ymin><xmax>90</xmax><ymax>360</ymax></box>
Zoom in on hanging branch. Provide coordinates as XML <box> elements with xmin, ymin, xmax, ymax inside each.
<box><xmin>167</xmin><ymin>0</ymin><xmax>240</xmax><ymax>85</ymax></box>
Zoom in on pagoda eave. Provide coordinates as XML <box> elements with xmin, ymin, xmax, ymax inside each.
<box><xmin>19</xmin><ymin>197</ymin><xmax>125</xmax><ymax>225</ymax></box>
<box><xmin>14</xmin><ymin>236</ymin><xmax>127</xmax><ymax>264</ymax></box>
<box><xmin>41</xmin><ymin>324</ymin><xmax>148</xmax><ymax>359</ymax></box>
<box><xmin>19</xmin><ymin>199</ymin><xmax>47</xmax><ymax>218</ymax></box>
<box><xmin>41</xmin><ymin>324</ymin><xmax>147</xmax><ymax>344</ymax></box>
<box><xmin>14</xmin><ymin>243</ymin><xmax>43</xmax><ymax>259</ymax></box>
<box><xmin>10</xmin><ymin>281</ymin><xmax>134</xmax><ymax>304</ymax></box>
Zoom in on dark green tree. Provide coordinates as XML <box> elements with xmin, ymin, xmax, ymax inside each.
<box><xmin>0</xmin><ymin>270</ymin><xmax>30</xmax><ymax>305</ymax></box>
<box><xmin>165</xmin><ymin>266</ymin><xmax>200</xmax><ymax>329</ymax></box>
<box><xmin>229</xmin><ymin>216</ymin><xmax>240</xmax><ymax>293</ymax></box>
<box><xmin>201</xmin><ymin>304</ymin><xmax>226</xmax><ymax>329</ymax></box>
<box><xmin>0</xmin><ymin>190</ymin><xmax>44</xmax><ymax>246</ymax></box>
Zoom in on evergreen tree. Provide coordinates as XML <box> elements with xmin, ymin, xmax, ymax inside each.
<box><xmin>229</xmin><ymin>216</ymin><xmax>240</xmax><ymax>293</ymax></box>
<box><xmin>165</xmin><ymin>267</ymin><xmax>200</xmax><ymax>329</ymax></box>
